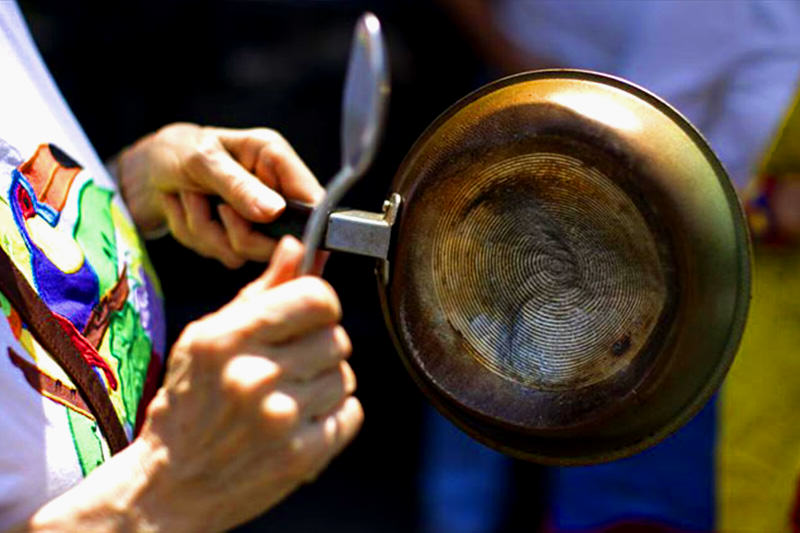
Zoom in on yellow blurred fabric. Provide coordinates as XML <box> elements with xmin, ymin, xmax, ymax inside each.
<box><xmin>719</xmin><ymin>247</ymin><xmax>800</xmax><ymax>532</ymax></box>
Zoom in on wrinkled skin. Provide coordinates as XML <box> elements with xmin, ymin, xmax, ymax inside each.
<box><xmin>117</xmin><ymin>122</ymin><xmax>325</xmax><ymax>267</ymax></box>
<box><xmin>14</xmin><ymin>237</ymin><xmax>362</xmax><ymax>533</ymax></box>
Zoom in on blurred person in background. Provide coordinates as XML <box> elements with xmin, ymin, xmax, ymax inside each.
<box><xmin>0</xmin><ymin>2</ymin><xmax>364</xmax><ymax>531</ymax></box>
<box><xmin>424</xmin><ymin>1</ymin><xmax>800</xmax><ymax>531</ymax></box>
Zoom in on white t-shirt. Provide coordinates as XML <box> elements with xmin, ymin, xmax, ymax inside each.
<box><xmin>0</xmin><ymin>3</ymin><xmax>165</xmax><ymax>527</ymax></box>
<box><xmin>494</xmin><ymin>0</ymin><xmax>800</xmax><ymax>189</ymax></box>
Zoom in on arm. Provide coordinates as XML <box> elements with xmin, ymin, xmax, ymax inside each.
<box><xmin>7</xmin><ymin>237</ymin><xmax>361</xmax><ymax>533</ymax></box>
<box><xmin>113</xmin><ymin>123</ymin><xmax>325</xmax><ymax>268</ymax></box>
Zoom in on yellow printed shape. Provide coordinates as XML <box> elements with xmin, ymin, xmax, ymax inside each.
<box><xmin>24</xmin><ymin>214</ymin><xmax>84</xmax><ymax>273</ymax></box>
<box><xmin>16</xmin><ymin>325</ymin><xmax>75</xmax><ymax>388</ymax></box>
<box><xmin>718</xmin><ymin>248</ymin><xmax>800</xmax><ymax>533</ymax></box>
<box><xmin>111</xmin><ymin>203</ymin><xmax>162</xmax><ymax>296</ymax></box>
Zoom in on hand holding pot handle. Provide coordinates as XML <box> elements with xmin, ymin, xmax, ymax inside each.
<box><xmin>20</xmin><ymin>236</ymin><xmax>362</xmax><ymax>533</ymax></box>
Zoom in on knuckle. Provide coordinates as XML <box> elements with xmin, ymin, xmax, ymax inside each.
<box><xmin>186</xmin><ymin>139</ymin><xmax>220</xmax><ymax>173</ymax></box>
<box><xmin>221</xmin><ymin>356</ymin><xmax>280</xmax><ymax>400</ymax></box>
<box><xmin>332</xmin><ymin>326</ymin><xmax>352</xmax><ymax>359</ymax></box>
<box><xmin>252</xmin><ymin>127</ymin><xmax>285</xmax><ymax>146</ymax></box>
<box><xmin>294</xmin><ymin>278</ymin><xmax>341</xmax><ymax>321</ymax></box>
<box><xmin>143</xmin><ymin>388</ymin><xmax>170</xmax><ymax>421</ymax></box>
<box><xmin>183</xmin><ymin>309</ymin><xmax>244</xmax><ymax>356</ymax></box>
<box><xmin>341</xmin><ymin>361</ymin><xmax>356</xmax><ymax>396</ymax></box>
<box><xmin>252</xmin><ymin>305</ymin><xmax>282</xmax><ymax>334</ymax></box>
<box><xmin>186</xmin><ymin>146</ymin><xmax>212</xmax><ymax>170</ymax></box>
<box><xmin>179</xmin><ymin>321</ymin><xmax>215</xmax><ymax>355</ymax></box>
<box><xmin>264</xmin><ymin>142</ymin><xmax>288</xmax><ymax>165</ymax></box>
<box><xmin>236</xmin><ymin>280</ymin><xmax>260</xmax><ymax>302</ymax></box>
<box><xmin>261</xmin><ymin>391</ymin><xmax>300</xmax><ymax>435</ymax></box>
<box><xmin>157</xmin><ymin>121</ymin><xmax>196</xmax><ymax>135</ymax></box>
<box><xmin>334</xmin><ymin>397</ymin><xmax>364</xmax><ymax>444</ymax></box>
<box><xmin>227</xmin><ymin>177</ymin><xmax>250</xmax><ymax>203</ymax></box>
<box><xmin>349</xmin><ymin>398</ymin><xmax>365</xmax><ymax>432</ymax></box>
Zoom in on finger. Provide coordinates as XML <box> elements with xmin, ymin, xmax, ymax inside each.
<box><xmin>254</xmin><ymin>141</ymin><xmax>324</xmax><ymax>204</ymax></box>
<box><xmin>270</xmin><ymin>325</ymin><xmax>351</xmax><ymax>380</ymax></box>
<box><xmin>329</xmin><ymin>396</ymin><xmax>363</xmax><ymax>454</ymax></box>
<box><xmin>222</xmin><ymin>356</ymin><xmax>302</xmax><ymax>440</ymax></box>
<box><xmin>162</xmin><ymin>192</ymin><xmax>191</xmax><ymax>245</ymax></box>
<box><xmin>310</xmin><ymin>251</ymin><xmax>330</xmax><ymax>277</ymax></box>
<box><xmin>218</xmin><ymin>203</ymin><xmax>277</xmax><ymax>262</ymax></box>
<box><xmin>236</xmin><ymin>235</ymin><xmax>302</xmax><ymax>301</ymax></box>
<box><xmin>259</xmin><ymin>390</ymin><xmax>302</xmax><ymax>439</ymax></box>
<box><xmin>221</xmin><ymin>354</ymin><xmax>282</xmax><ymax>406</ymax></box>
<box><xmin>185</xmin><ymin>138</ymin><xmax>285</xmax><ymax>222</ymax></box>
<box><xmin>181</xmin><ymin>191</ymin><xmax>246</xmax><ymax>269</ymax></box>
<box><xmin>212</xmin><ymin>128</ymin><xmax>280</xmax><ymax>190</ymax></box>
<box><xmin>233</xmin><ymin>276</ymin><xmax>342</xmax><ymax>345</ymax></box>
<box><xmin>216</xmin><ymin>128</ymin><xmax>325</xmax><ymax>204</ymax></box>
<box><xmin>262</xmin><ymin>236</ymin><xmax>304</xmax><ymax>288</ymax></box>
<box><xmin>281</xmin><ymin>362</ymin><xmax>356</xmax><ymax>419</ymax></box>
<box><xmin>289</xmin><ymin>397</ymin><xmax>364</xmax><ymax>482</ymax></box>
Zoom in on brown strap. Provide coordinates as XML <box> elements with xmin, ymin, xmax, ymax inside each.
<box><xmin>0</xmin><ymin>246</ymin><xmax>129</xmax><ymax>454</ymax></box>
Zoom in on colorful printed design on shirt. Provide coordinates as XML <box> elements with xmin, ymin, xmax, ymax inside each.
<box><xmin>0</xmin><ymin>141</ymin><xmax>165</xmax><ymax>476</ymax></box>
<box><xmin>745</xmin><ymin>175</ymin><xmax>780</xmax><ymax>243</ymax></box>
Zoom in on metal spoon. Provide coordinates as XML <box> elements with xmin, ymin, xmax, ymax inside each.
<box><xmin>299</xmin><ymin>12</ymin><xmax>390</xmax><ymax>274</ymax></box>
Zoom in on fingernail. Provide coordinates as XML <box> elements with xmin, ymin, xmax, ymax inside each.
<box><xmin>257</xmin><ymin>189</ymin><xmax>285</xmax><ymax>217</ymax></box>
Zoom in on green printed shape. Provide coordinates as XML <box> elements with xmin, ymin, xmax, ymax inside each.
<box><xmin>74</xmin><ymin>181</ymin><xmax>118</xmax><ymax>296</ymax></box>
<box><xmin>110</xmin><ymin>302</ymin><xmax>153</xmax><ymax>427</ymax></box>
<box><xmin>111</xmin><ymin>204</ymin><xmax>163</xmax><ymax>297</ymax></box>
<box><xmin>67</xmin><ymin>408</ymin><xmax>105</xmax><ymax>476</ymax></box>
<box><xmin>0</xmin><ymin>291</ymin><xmax>10</xmax><ymax>316</ymax></box>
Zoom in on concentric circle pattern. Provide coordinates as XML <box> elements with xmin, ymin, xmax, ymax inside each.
<box><xmin>431</xmin><ymin>153</ymin><xmax>668</xmax><ymax>390</ymax></box>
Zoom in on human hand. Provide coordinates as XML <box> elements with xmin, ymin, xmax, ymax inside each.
<box><xmin>116</xmin><ymin>123</ymin><xmax>325</xmax><ymax>268</ymax></box>
<box><xmin>142</xmin><ymin>235</ymin><xmax>358</xmax><ymax>528</ymax></box>
<box><xmin>133</xmin><ymin>236</ymin><xmax>359</xmax><ymax>531</ymax></box>
<box><xmin>15</xmin><ymin>237</ymin><xmax>358</xmax><ymax>533</ymax></box>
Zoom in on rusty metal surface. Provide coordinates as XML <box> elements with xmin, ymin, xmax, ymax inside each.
<box><xmin>377</xmin><ymin>70</ymin><xmax>750</xmax><ymax>464</ymax></box>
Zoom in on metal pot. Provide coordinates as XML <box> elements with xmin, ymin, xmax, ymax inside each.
<box><xmin>275</xmin><ymin>70</ymin><xmax>751</xmax><ymax>464</ymax></box>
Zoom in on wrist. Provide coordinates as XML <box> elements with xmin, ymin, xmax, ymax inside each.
<box><xmin>26</xmin><ymin>438</ymin><xmax>181</xmax><ymax>533</ymax></box>
<box><xmin>116</xmin><ymin>135</ymin><xmax>169</xmax><ymax>240</ymax></box>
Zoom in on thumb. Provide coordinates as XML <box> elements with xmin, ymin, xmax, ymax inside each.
<box><xmin>261</xmin><ymin>236</ymin><xmax>305</xmax><ymax>288</ymax></box>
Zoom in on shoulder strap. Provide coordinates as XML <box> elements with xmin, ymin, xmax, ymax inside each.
<box><xmin>0</xmin><ymin>246</ymin><xmax>129</xmax><ymax>454</ymax></box>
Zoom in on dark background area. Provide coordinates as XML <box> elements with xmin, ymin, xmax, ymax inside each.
<box><xmin>18</xmin><ymin>1</ymin><xmax>543</xmax><ymax>531</ymax></box>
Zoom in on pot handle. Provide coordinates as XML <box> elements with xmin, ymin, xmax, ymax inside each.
<box><xmin>211</xmin><ymin>194</ymin><xmax>400</xmax><ymax>260</ymax></box>
<box><xmin>209</xmin><ymin>196</ymin><xmax>313</xmax><ymax>241</ymax></box>
<box><xmin>251</xmin><ymin>198</ymin><xmax>314</xmax><ymax>241</ymax></box>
